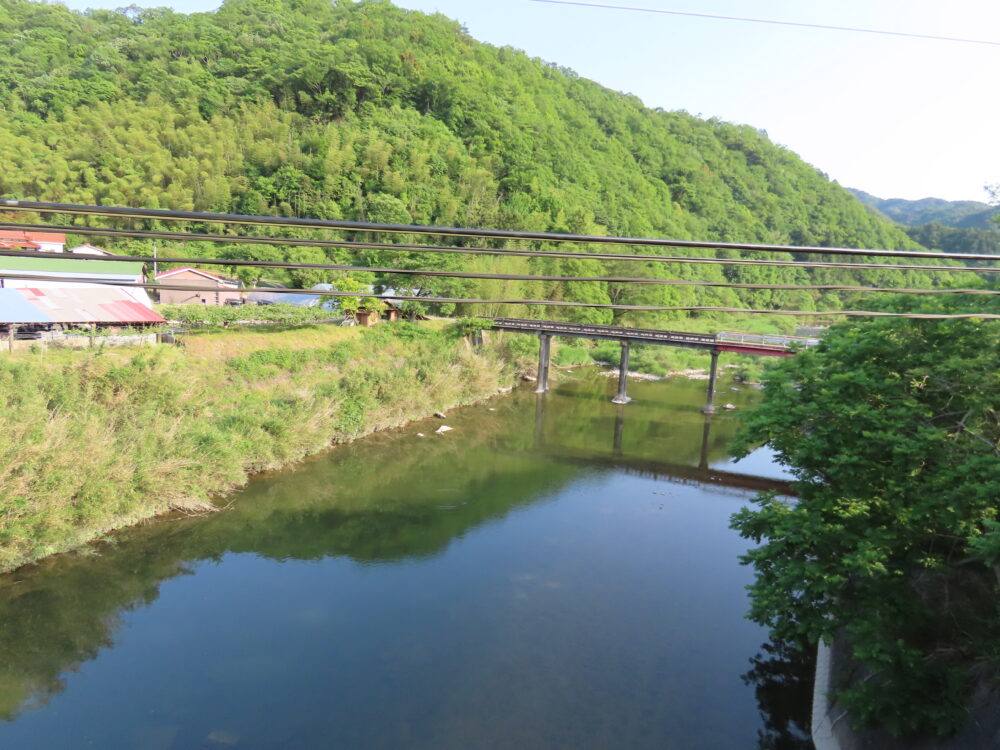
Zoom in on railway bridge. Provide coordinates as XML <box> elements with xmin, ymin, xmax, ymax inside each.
<box><xmin>489</xmin><ymin>318</ymin><xmax>819</xmax><ymax>413</ymax></box>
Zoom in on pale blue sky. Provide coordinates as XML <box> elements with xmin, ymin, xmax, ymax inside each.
<box><xmin>56</xmin><ymin>0</ymin><xmax>1000</xmax><ymax>202</ymax></box>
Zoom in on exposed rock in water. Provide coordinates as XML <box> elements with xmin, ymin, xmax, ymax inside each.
<box><xmin>433</xmin><ymin>411</ymin><xmax>447</xmax><ymax>419</ymax></box>
<box><xmin>723</xmin><ymin>403</ymin><xmax>736</xmax><ymax>411</ymax></box>
<box><xmin>435</xmin><ymin>425</ymin><xmax>454</xmax><ymax>434</ymax></box>
<box><xmin>521</xmin><ymin>374</ymin><xmax>537</xmax><ymax>382</ymax></box>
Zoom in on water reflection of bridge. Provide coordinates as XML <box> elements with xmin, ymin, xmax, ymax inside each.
<box><xmin>541</xmin><ymin>449</ymin><xmax>794</xmax><ymax>497</ymax></box>
<box><xmin>533</xmin><ymin>393</ymin><xmax>793</xmax><ymax>497</ymax></box>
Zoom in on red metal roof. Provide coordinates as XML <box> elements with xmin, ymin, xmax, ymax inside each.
<box><xmin>13</xmin><ymin>287</ymin><xmax>164</xmax><ymax>323</ymax></box>
<box><xmin>0</xmin><ymin>230</ymin><xmax>66</xmax><ymax>245</ymax></box>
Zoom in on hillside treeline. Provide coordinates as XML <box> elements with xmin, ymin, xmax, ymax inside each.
<box><xmin>0</xmin><ymin>0</ymin><xmax>966</xmax><ymax>324</ymax></box>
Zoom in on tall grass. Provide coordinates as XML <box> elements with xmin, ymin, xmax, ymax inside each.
<box><xmin>0</xmin><ymin>322</ymin><xmax>524</xmax><ymax>573</ymax></box>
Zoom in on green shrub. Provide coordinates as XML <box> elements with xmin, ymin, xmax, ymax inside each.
<box><xmin>157</xmin><ymin>303</ymin><xmax>336</xmax><ymax>327</ymax></box>
<box><xmin>554</xmin><ymin>344</ymin><xmax>590</xmax><ymax>366</ymax></box>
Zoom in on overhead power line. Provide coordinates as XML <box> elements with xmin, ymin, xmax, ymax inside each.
<box><xmin>0</xmin><ymin>246</ymin><xmax>995</xmax><ymax>297</ymax></box>
<box><xmin>3</xmin><ymin>200</ymin><xmax>999</xmax><ymax>264</ymax></box>
<box><xmin>1</xmin><ymin>221</ymin><xmax>996</xmax><ymax>275</ymax></box>
<box><xmin>1</xmin><ymin>273</ymin><xmax>996</xmax><ymax>319</ymax></box>
<box><xmin>529</xmin><ymin>0</ymin><xmax>1000</xmax><ymax>48</ymax></box>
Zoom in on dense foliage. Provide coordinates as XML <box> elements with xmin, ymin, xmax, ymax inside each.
<box><xmin>0</xmin><ymin>0</ymin><xmax>951</xmax><ymax>327</ymax></box>
<box><xmin>904</xmin><ymin>222</ymin><xmax>1000</xmax><ymax>261</ymax></box>
<box><xmin>731</xmin><ymin>296</ymin><xmax>1000</xmax><ymax>736</ymax></box>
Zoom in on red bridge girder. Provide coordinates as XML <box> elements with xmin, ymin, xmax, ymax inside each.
<box><xmin>715</xmin><ymin>344</ymin><xmax>794</xmax><ymax>357</ymax></box>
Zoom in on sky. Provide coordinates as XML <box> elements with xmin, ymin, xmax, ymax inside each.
<box><xmin>57</xmin><ymin>0</ymin><xmax>1000</xmax><ymax>203</ymax></box>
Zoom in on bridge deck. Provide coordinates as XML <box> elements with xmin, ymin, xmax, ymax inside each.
<box><xmin>489</xmin><ymin>317</ymin><xmax>803</xmax><ymax>355</ymax></box>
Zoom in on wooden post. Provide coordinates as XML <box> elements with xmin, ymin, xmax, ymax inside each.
<box><xmin>611</xmin><ymin>341</ymin><xmax>631</xmax><ymax>404</ymax></box>
<box><xmin>7</xmin><ymin>324</ymin><xmax>15</xmax><ymax>353</ymax></box>
<box><xmin>702</xmin><ymin>348</ymin><xmax>720</xmax><ymax>414</ymax></box>
<box><xmin>535</xmin><ymin>334</ymin><xmax>551</xmax><ymax>394</ymax></box>
<box><xmin>89</xmin><ymin>323</ymin><xmax>97</xmax><ymax>348</ymax></box>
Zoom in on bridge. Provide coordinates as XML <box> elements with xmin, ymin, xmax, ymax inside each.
<box><xmin>490</xmin><ymin>318</ymin><xmax>819</xmax><ymax>413</ymax></box>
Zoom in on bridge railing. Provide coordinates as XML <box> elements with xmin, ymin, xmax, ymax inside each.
<box><xmin>715</xmin><ymin>331</ymin><xmax>821</xmax><ymax>349</ymax></box>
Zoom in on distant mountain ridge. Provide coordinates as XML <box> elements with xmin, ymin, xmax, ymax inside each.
<box><xmin>848</xmin><ymin>188</ymin><xmax>1000</xmax><ymax>230</ymax></box>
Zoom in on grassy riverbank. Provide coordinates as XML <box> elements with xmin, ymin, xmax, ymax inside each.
<box><xmin>0</xmin><ymin>322</ymin><xmax>527</xmax><ymax>573</ymax></box>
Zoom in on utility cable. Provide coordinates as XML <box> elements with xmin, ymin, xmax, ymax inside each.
<box><xmin>0</xmin><ymin>222</ymin><xmax>995</xmax><ymax>276</ymax></box>
<box><xmin>529</xmin><ymin>0</ymin><xmax>1000</xmax><ymax>48</ymax></box>
<box><xmin>3</xmin><ymin>200</ymin><xmax>998</xmax><ymax>264</ymax></box>
<box><xmin>0</xmin><ymin>246</ymin><xmax>995</xmax><ymax>296</ymax></box>
<box><xmin>1</xmin><ymin>273</ymin><xmax>997</xmax><ymax>319</ymax></box>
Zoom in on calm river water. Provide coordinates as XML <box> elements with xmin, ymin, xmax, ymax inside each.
<box><xmin>0</xmin><ymin>369</ymin><xmax>813</xmax><ymax>750</ymax></box>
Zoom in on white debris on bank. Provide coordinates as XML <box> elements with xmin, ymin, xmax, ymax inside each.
<box><xmin>666</xmin><ymin>368</ymin><xmax>709</xmax><ymax>380</ymax></box>
<box><xmin>598</xmin><ymin>370</ymin><xmax>663</xmax><ymax>381</ymax></box>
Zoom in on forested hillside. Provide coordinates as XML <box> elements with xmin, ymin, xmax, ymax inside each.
<box><xmin>0</xmin><ymin>0</ymin><xmax>952</xmax><ymax>324</ymax></box>
<box><xmin>849</xmin><ymin>189</ymin><xmax>1000</xmax><ymax>231</ymax></box>
<box><xmin>905</xmin><ymin>222</ymin><xmax>1000</xmax><ymax>262</ymax></box>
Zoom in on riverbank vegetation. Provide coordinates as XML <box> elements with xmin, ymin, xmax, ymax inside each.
<box><xmin>731</xmin><ymin>296</ymin><xmax>1000</xmax><ymax>737</ymax></box>
<box><xmin>0</xmin><ymin>322</ymin><xmax>528</xmax><ymax>573</ymax></box>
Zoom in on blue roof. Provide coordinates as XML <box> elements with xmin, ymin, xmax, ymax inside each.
<box><xmin>0</xmin><ymin>288</ymin><xmax>54</xmax><ymax>323</ymax></box>
<box><xmin>247</xmin><ymin>284</ymin><xmax>339</xmax><ymax>310</ymax></box>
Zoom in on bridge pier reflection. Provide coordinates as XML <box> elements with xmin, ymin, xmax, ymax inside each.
<box><xmin>613</xmin><ymin>404</ymin><xmax>625</xmax><ymax>455</ymax></box>
<box><xmin>534</xmin><ymin>392</ymin><xmax>546</xmax><ymax>449</ymax></box>
<box><xmin>699</xmin><ymin>416</ymin><xmax>712</xmax><ymax>470</ymax></box>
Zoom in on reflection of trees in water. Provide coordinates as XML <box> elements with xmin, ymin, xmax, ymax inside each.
<box><xmin>743</xmin><ymin>640</ymin><xmax>816</xmax><ymax>750</ymax></box>
<box><xmin>0</xmin><ymin>546</ymin><xmax>196</xmax><ymax>721</ymax></box>
<box><xmin>0</xmin><ymin>372</ymin><xmax>762</xmax><ymax>724</ymax></box>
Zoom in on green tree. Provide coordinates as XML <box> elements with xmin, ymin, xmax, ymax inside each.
<box><xmin>730</xmin><ymin>295</ymin><xmax>1000</xmax><ymax>737</ymax></box>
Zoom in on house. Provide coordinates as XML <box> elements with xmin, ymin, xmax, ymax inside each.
<box><xmin>0</xmin><ymin>230</ymin><xmax>66</xmax><ymax>253</ymax></box>
<box><xmin>154</xmin><ymin>267</ymin><xmax>243</xmax><ymax>305</ymax></box>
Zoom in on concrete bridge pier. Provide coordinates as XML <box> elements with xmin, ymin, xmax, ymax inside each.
<box><xmin>535</xmin><ymin>333</ymin><xmax>551</xmax><ymax>394</ymax></box>
<box><xmin>611</xmin><ymin>341</ymin><xmax>631</xmax><ymax>404</ymax></box>
<box><xmin>701</xmin><ymin>349</ymin><xmax>720</xmax><ymax>414</ymax></box>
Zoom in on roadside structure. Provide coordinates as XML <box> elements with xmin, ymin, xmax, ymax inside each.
<box><xmin>154</xmin><ymin>267</ymin><xmax>243</xmax><ymax>305</ymax></box>
<box><xmin>0</xmin><ymin>243</ymin><xmax>163</xmax><ymax>350</ymax></box>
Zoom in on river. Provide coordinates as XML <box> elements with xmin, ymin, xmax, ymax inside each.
<box><xmin>0</xmin><ymin>368</ymin><xmax>813</xmax><ymax>750</ymax></box>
